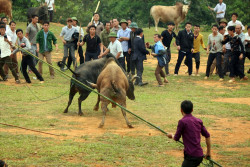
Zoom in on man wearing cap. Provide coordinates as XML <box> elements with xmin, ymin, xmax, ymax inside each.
<box><xmin>208</xmin><ymin>0</ymin><xmax>226</xmax><ymax>24</ymax></box>
<box><xmin>59</xmin><ymin>18</ymin><xmax>77</xmax><ymax>71</ymax></box>
<box><xmin>98</xmin><ymin>32</ymin><xmax>125</xmax><ymax>70</ymax></box>
<box><xmin>100</xmin><ymin>22</ymin><xmax>111</xmax><ymax>54</ymax></box>
<box><xmin>128</xmin><ymin>22</ymin><xmax>139</xmax><ymax>75</ymax></box>
<box><xmin>161</xmin><ymin>22</ymin><xmax>176</xmax><ymax>75</ymax></box>
<box><xmin>117</xmin><ymin>19</ymin><xmax>131</xmax><ymax>72</ymax></box>
<box><xmin>87</xmin><ymin>13</ymin><xmax>104</xmax><ymax>37</ymax></box>
<box><xmin>67</xmin><ymin>17</ymin><xmax>84</xmax><ymax>68</ymax></box>
<box><xmin>111</xmin><ymin>18</ymin><xmax>121</xmax><ymax>34</ymax></box>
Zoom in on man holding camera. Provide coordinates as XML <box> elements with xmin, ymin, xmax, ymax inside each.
<box><xmin>0</xmin><ymin>24</ymin><xmax>20</xmax><ymax>83</ymax></box>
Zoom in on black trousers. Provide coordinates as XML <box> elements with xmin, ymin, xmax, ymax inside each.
<box><xmin>229</xmin><ymin>52</ymin><xmax>245</xmax><ymax>79</ymax></box>
<box><xmin>184</xmin><ymin>52</ymin><xmax>200</xmax><ymax>70</ymax></box>
<box><xmin>134</xmin><ymin>58</ymin><xmax>144</xmax><ymax>83</ymax></box>
<box><xmin>85</xmin><ymin>51</ymin><xmax>98</xmax><ymax>62</ymax></box>
<box><xmin>48</xmin><ymin>10</ymin><xmax>54</xmax><ymax>22</ymax></box>
<box><xmin>118</xmin><ymin>57</ymin><xmax>126</xmax><ymax>71</ymax></box>
<box><xmin>223</xmin><ymin>50</ymin><xmax>232</xmax><ymax>75</ymax></box>
<box><xmin>124</xmin><ymin>52</ymin><xmax>130</xmax><ymax>72</ymax></box>
<box><xmin>21</xmin><ymin>55</ymin><xmax>44</xmax><ymax>83</ymax></box>
<box><xmin>165</xmin><ymin>48</ymin><xmax>171</xmax><ymax>74</ymax></box>
<box><xmin>67</xmin><ymin>46</ymin><xmax>84</xmax><ymax>67</ymax></box>
<box><xmin>174</xmin><ymin>51</ymin><xmax>192</xmax><ymax>75</ymax></box>
<box><xmin>205</xmin><ymin>52</ymin><xmax>224</xmax><ymax>78</ymax></box>
<box><xmin>130</xmin><ymin>51</ymin><xmax>136</xmax><ymax>75</ymax></box>
<box><xmin>182</xmin><ymin>153</ymin><xmax>203</xmax><ymax>167</ymax></box>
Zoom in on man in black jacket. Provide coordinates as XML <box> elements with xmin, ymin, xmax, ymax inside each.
<box><xmin>174</xmin><ymin>22</ymin><xmax>194</xmax><ymax>76</ymax></box>
<box><xmin>133</xmin><ymin>28</ymin><xmax>149</xmax><ymax>86</ymax></box>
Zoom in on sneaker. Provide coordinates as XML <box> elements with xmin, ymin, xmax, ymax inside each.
<box><xmin>196</xmin><ymin>74</ymin><xmax>200</xmax><ymax>76</ymax></box>
<box><xmin>240</xmin><ymin>76</ymin><xmax>248</xmax><ymax>81</ymax></box>
<box><xmin>191</xmin><ymin>74</ymin><xmax>196</xmax><ymax>76</ymax></box>
<box><xmin>228</xmin><ymin>79</ymin><xmax>235</xmax><ymax>83</ymax></box>
<box><xmin>204</xmin><ymin>76</ymin><xmax>208</xmax><ymax>80</ymax></box>
<box><xmin>174</xmin><ymin>74</ymin><xmax>178</xmax><ymax>76</ymax></box>
<box><xmin>15</xmin><ymin>80</ymin><xmax>21</xmax><ymax>84</ymax></box>
<box><xmin>219</xmin><ymin>78</ymin><xmax>224</xmax><ymax>82</ymax></box>
<box><xmin>138</xmin><ymin>82</ymin><xmax>148</xmax><ymax>86</ymax></box>
<box><xmin>33</xmin><ymin>77</ymin><xmax>37</xmax><ymax>80</ymax></box>
<box><xmin>39</xmin><ymin>81</ymin><xmax>44</xmax><ymax>84</ymax></box>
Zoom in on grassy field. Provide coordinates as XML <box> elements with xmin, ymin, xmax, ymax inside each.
<box><xmin>0</xmin><ymin>22</ymin><xmax>249</xmax><ymax>167</ymax></box>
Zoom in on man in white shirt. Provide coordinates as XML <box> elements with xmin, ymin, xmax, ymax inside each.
<box><xmin>4</xmin><ymin>21</ymin><xmax>18</xmax><ymax>76</ymax></box>
<box><xmin>227</xmin><ymin>13</ymin><xmax>245</xmax><ymax>31</ymax></box>
<box><xmin>0</xmin><ymin>24</ymin><xmax>20</xmax><ymax>83</ymax></box>
<box><xmin>45</xmin><ymin>0</ymin><xmax>56</xmax><ymax>22</ymax></box>
<box><xmin>1</xmin><ymin>17</ymin><xmax>10</xmax><ymax>32</ymax></box>
<box><xmin>98</xmin><ymin>32</ymin><xmax>125</xmax><ymax>70</ymax></box>
<box><xmin>245</xmin><ymin>26</ymin><xmax>250</xmax><ymax>73</ymax></box>
<box><xmin>208</xmin><ymin>0</ymin><xmax>226</xmax><ymax>24</ymax></box>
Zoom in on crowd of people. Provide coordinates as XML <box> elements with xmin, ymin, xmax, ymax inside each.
<box><xmin>0</xmin><ymin>0</ymin><xmax>249</xmax><ymax>86</ymax></box>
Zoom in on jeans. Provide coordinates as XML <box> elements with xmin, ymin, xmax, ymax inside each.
<box><xmin>21</xmin><ymin>55</ymin><xmax>44</xmax><ymax>83</ymax></box>
<box><xmin>31</xmin><ymin>44</ymin><xmax>38</xmax><ymax>66</ymax></box>
<box><xmin>174</xmin><ymin>50</ymin><xmax>192</xmax><ymax>75</ymax></box>
<box><xmin>165</xmin><ymin>48</ymin><xmax>171</xmax><ymax>74</ymax></box>
<box><xmin>223</xmin><ymin>50</ymin><xmax>232</xmax><ymax>75</ymax></box>
<box><xmin>229</xmin><ymin>52</ymin><xmax>245</xmax><ymax>78</ymax></box>
<box><xmin>134</xmin><ymin>59</ymin><xmax>144</xmax><ymax>83</ymax></box>
<box><xmin>62</xmin><ymin>42</ymin><xmax>75</xmax><ymax>68</ymax></box>
<box><xmin>0</xmin><ymin>56</ymin><xmax>19</xmax><ymax>80</ymax></box>
<box><xmin>205</xmin><ymin>52</ymin><xmax>224</xmax><ymax>78</ymax></box>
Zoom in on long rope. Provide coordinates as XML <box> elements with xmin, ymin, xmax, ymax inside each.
<box><xmin>9</xmin><ymin>45</ymin><xmax>222</xmax><ymax>167</ymax></box>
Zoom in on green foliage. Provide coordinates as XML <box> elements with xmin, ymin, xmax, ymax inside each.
<box><xmin>8</xmin><ymin>0</ymin><xmax>249</xmax><ymax>27</ymax></box>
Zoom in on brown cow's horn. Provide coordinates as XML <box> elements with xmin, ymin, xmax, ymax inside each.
<box><xmin>131</xmin><ymin>75</ymin><xmax>139</xmax><ymax>82</ymax></box>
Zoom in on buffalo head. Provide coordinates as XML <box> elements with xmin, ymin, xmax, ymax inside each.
<box><xmin>126</xmin><ymin>74</ymin><xmax>138</xmax><ymax>100</ymax></box>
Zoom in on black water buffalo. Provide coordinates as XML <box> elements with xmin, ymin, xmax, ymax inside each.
<box><xmin>27</xmin><ymin>5</ymin><xmax>48</xmax><ymax>24</ymax></box>
<box><xmin>62</xmin><ymin>54</ymin><xmax>136</xmax><ymax>116</ymax></box>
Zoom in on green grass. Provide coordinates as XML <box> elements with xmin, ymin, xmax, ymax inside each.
<box><xmin>0</xmin><ymin>22</ymin><xmax>249</xmax><ymax>166</ymax></box>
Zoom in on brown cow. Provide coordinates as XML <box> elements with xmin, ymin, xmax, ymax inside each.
<box><xmin>150</xmin><ymin>2</ymin><xmax>189</xmax><ymax>32</ymax></box>
<box><xmin>90</xmin><ymin>57</ymin><xmax>137</xmax><ymax>128</ymax></box>
<box><xmin>0</xmin><ymin>0</ymin><xmax>12</xmax><ymax>21</ymax></box>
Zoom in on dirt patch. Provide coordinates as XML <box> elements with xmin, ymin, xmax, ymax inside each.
<box><xmin>212</xmin><ymin>98</ymin><xmax>250</xmax><ymax>105</ymax></box>
<box><xmin>193</xmin><ymin>80</ymin><xmax>247</xmax><ymax>90</ymax></box>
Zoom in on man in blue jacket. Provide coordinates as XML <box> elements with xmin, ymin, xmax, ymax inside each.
<box><xmin>174</xmin><ymin>22</ymin><xmax>194</xmax><ymax>76</ymax></box>
<box><xmin>132</xmin><ymin>28</ymin><xmax>149</xmax><ymax>86</ymax></box>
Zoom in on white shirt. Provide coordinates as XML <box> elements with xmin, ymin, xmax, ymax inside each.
<box><xmin>6</xmin><ymin>29</ymin><xmax>17</xmax><ymax>47</ymax></box>
<box><xmin>45</xmin><ymin>0</ymin><xmax>54</xmax><ymax>11</ymax></box>
<box><xmin>227</xmin><ymin>20</ymin><xmax>245</xmax><ymax>31</ymax></box>
<box><xmin>214</xmin><ymin>2</ymin><xmax>226</xmax><ymax>18</ymax></box>
<box><xmin>108</xmin><ymin>40</ymin><xmax>124</xmax><ymax>58</ymax></box>
<box><xmin>244</xmin><ymin>32</ymin><xmax>250</xmax><ymax>45</ymax></box>
<box><xmin>0</xmin><ymin>35</ymin><xmax>12</xmax><ymax>58</ymax></box>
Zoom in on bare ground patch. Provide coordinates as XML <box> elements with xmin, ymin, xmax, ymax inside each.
<box><xmin>212</xmin><ymin>98</ymin><xmax>250</xmax><ymax>105</ymax></box>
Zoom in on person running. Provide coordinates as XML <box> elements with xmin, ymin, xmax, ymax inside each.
<box><xmin>205</xmin><ymin>25</ymin><xmax>224</xmax><ymax>81</ymax></box>
<box><xmin>161</xmin><ymin>22</ymin><xmax>176</xmax><ymax>75</ymax></box>
<box><xmin>184</xmin><ymin>25</ymin><xmax>206</xmax><ymax>76</ymax></box>
<box><xmin>0</xmin><ymin>24</ymin><xmax>20</xmax><ymax>83</ymax></box>
<box><xmin>167</xmin><ymin>100</ymin><xmax>211</xmax><ymax>167</ymax></box>
<box><xmin>36</xmin><ymin>21</ymin><xmax>58</xmax><ymax>79</ymax></box>
<box><xmin>12</xmin><ymin>29</ymin><xmax>44</xmax><ymax>83</ymax></box>
<box><xmin>146</xmin><ymin>34</ymin><xmax>168</xmax><ymax>86</ymax></box>
<box><xmin>174</xmin><ymin>22</ymin><xmax>194</xmax><ymax>76</ymax></box>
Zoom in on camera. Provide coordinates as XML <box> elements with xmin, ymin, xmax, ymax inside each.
<box><xmin>4</xmin><ymin>34</ymin><xmax>7</xmax><ymax>39</ymax></box>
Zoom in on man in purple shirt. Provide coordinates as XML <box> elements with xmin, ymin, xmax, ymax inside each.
<box><xmin>167</xmin><ymin>100</ymin><xmax>211</xmax><ymax>167</ymax></box>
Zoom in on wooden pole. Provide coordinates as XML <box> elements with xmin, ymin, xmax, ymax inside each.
<box><xmin>90</xmin><ymin>1</ymin><xmax>101</xmax><ymax>24</ymax></box>
<box><xmin>74</xmin><ymin>23</ymin><xmax>82</xmax><ymax>69</ymax></box>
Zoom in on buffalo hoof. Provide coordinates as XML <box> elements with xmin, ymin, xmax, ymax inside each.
<box><xmin>63</xmin><ymin>109</ymin><xmax>68</xmax><ymax>113</ymax></box>
<box><xmin>128</xmin><ymin>124</ymin><xmax>134</xmax><ymax>128</ymax></box>
<box><xmin>78</xmin><ymin>111</ymin><xmax>84</xmax><ymax>116</ymax></box>
<box><xmin>93</xmin><ymin>106</ymin><xmax>99</xmax><ymax>111</ymax></box>
<box><xmin>98</xmin><ymin>124</ymin><xmax>104</xmax><ymax>128</ymax></box>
